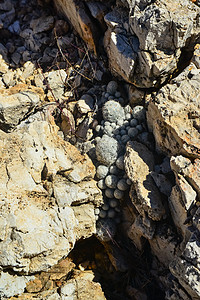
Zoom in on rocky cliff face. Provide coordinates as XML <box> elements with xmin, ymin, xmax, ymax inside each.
<box><xmin>0</xmin><ymin>0</ymin><xmax>200</xmax><ymax>299</ymax></box>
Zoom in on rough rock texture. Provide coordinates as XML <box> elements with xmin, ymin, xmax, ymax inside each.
<box><xmin>0</xmin><ymin>114</ymin><xmax>102</xmax><ymax>297</ymax></box>
<box><xmin>147</xmin><ymin>45</ymin><xmax>200</xmax><ymax>158</ymax></box>
<box><xmin>60</xmin><ymin>270</ymin><xmax>106</xmax><ymax>300</ymax></box>
<box><xmin>0</xmin><ymin>84</ymin><xmax>44</xmax><ymax>130</ymax></box>
<box><xmin>54</xmin><ymin>0</ymin><xmax>99</xmax><ymax>54</ymax></box>
<box><xmin>104</xmin><ymin>0</ymin><xmax>200</xmax><ymax>87</ymax></box>
<box><xmin>125</xmin><ymin>141</ymin><xmax>165</xmax><ymax>221</ymax></box>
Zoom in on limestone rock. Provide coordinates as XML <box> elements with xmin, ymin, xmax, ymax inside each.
<box><xmin>73</xmin><ymin>204</ymin><xmax>96</xmax><ymax>240</ymax></box>
<box><xmin>147</xmin><ymin>52</ymin><xmax>200</xmax><ymax>158</ymax></box>
<box><xmin>104</xmin><ymin>10</ymin><xmax>139</xmax><ymax>83</ymax></box>
<box><xmin>0</xmin><ymin>272</ymin><xmax>34</xmax><ymax>298</ymax></box>
<box><xmin>104</xmin><ymin>0</ymin><xmax>200</xmax><ymax>87</ymax></box>
<box><xmin>149</xmin><ymin>225</ymin><xmax>179</xmax><ymax>268</ymax></box>
<box><xmin>168</xmin><ymin>155</ymin><xmax>198</xmax><ymax>237</ymax></box>
<box><xmin>54</xmin><ymin>0</ymin><xmax>98</xmax><ymax>53</ymax></box>
<box><xmin>76</xmin><ymin>94</ymin><xmax>95</xmax><ymax>114</ymax></box>
<box><xmin>170</xmin><ymin>257</ymin><xmax>200</xmax><ymax>299</ymax></box>
<box><xmin>0</xmin><ymin>84</ymin><xmax>44</xmax><ymax>130</ymax></box>
<box><xmin>30</xmin><ymin>16</ymin><xmax>54</xmax><ymax>34</ymax></box>
<box><xmin>0</xmin><ymin>118</ymin><xmax>101</xmax><ymax>279</ymax></box>
<box><xmin>60</xmin><ymin>270</ymin><xmax>106</xmax><ymax>300</ymax></box>
<box><xmin>125</xmin><ymin>141</ymin><xmax>165</xmax><ymax>221</ymax></box>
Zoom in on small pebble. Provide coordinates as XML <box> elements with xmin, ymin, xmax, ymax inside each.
<box><xmin>126</xmin><ymin>126</ymin><xmax>131</xmax><ymax>131</ymax></box>
<box><xmin>108</xmin><ymin>209</ymin><xmax>116</xmax><ymax>218</ymax></box>
<box><xmin>95</xmin><ymin>137</ymin><xmax>101</xmax><ymax>143</ymax></box>
<box><xmin>117</xmin><ymin>179</ymin><xmax>129</xmax><ymax>191</ymax></box>
<box><xmin>132</xmin><ymin>106</ymin><xmax>146</xmax><ymax>121</ymax></box>
<box><xmin>109</xmin><ymin>199</ymin><xmax>118</xmax><ymax>208</ymax></box>
<box><xmin>111</xmin><ymin>122</ymin><xmax>117</xmax><ymax>128</ymax></box>
<box><xmin>96</xmin><ymin>165</ymin><xmax>109</xmax><ymax>179</ymax></box>
<box><xmin>105</xmin><ymin>175</ymin><xmax>118</xmax><ymax>189</ymax></box>
<box><xmin>114</xmin><ymin>189</ymin><xmax>124</xmax><ymax>199</ymax></box>
<box><xmin>124</xmin><ymin>105</ymin><xmax>131</xmax><ymax>114</ymax></box>
<box><xmin>99</xmin><ymin>210</ymin><xmax>107</xmax><ymax>218</ymax></box>
<box><xmin>125</xmin><ymin>113</ymin><xmax>132</xmax><ymax>120</ymax></box>
<box><xmin>104</xmin><ymin>121</ymin><xmax>110</xmax><ymax>126</ymax></box>
<box><xmin>130</xmin><ymin>119</ymin><xmax>138</xmax><ymax>127</ymax></box>
<box><xmin>124</xmin><ymin>120</ymin><xmax>129</xmax><ymax>126</ymax></box>
<box><xmin>104</xmin><ymin>125</ymin><xmax>113</xmax><ymax>136</ymax></box>
<box><xmin>102</xmin><ymin>203</ymin><xmax>109</xmax><ymax>211</ymax></box>
<box><xmin>98</xmin><ymin>179</ymin><xmax>106</xmax><ymax>189</ymax></box>
<box><xmin>105</xmin><ymin>188</ymin><xmax>114</xmax><ymax>198</ymax></box>
<box><xmin>117</xmin><ymin>119</ymin><xmax>123</xmax><ymax>126</ymax></box>
<box><xmin>116</xmin><ymin>156</ymin><xmax>125</xmax><ymax>170</ymax></box>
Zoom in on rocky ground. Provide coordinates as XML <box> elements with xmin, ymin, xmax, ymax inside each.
<box><xmin>0</xmin><ymin>0</ymin><xmax>200</xmax><ymax>299</ymax></box>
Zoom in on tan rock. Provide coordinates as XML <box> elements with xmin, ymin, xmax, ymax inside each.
<box><xmin>26</xmin><ymin>278</ymin><xmax>43</xmax><ymax>293</ymax></box>
<box><xmin>147</xmin><ymin>52</ymin><xmax>200</xmax><ymax>158</ymax></box>
<box><xmin>61</xmin><ymin>107</ymin><xmax>75</xmax><ymax>137</ymax></box>
<box><xmin>60</xmin><ymin>270</ymin><xmax>106</xmax><ymax>300</ymax></box>
<box><xmin>170</xmin><ymin>257</ymin><xmax>200</xmax><ymax>299</ymax></box>
<box><xmin>0</xmin><ymin>84</ymin><xmax>44</xmax><ymax>129</ymax></box>
<box><xmin>54</xmin><ymin>0</ymin><xmax>98</xmax><ymax>54</ymax></box>
<box><xmin>0</xmin><ymin>119</ymin><xmax>101</xmax><ymax>277</ymax></box>
<box><xmin>125</xmin><ymin>141</ymin><xmax>165</xmax><ymax>221</ymax></box>
<box><xmin>73</xmin><ymin>203</ymin><xmax>96</xmax><ymax>239</ymax></box>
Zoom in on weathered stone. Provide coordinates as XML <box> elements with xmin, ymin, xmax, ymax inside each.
<box><xmin>76</xmin><ymin>94</ymin><xmax>95</xmax><ymax>114</ymax></box>
<box><xmin>125</xmin><ymin>141</ymin><xmax>165</xmax><ymax>220</ymax></box>
<box><xmin>0</xmin><ymin>118</ymin><xmax>100</xmax><ymax>277</ymax></box>
<box><xmin>53</xmin><ymin>175</ymin><xmax>102</xmax><ymax>207</ymax></box>
<box><xmin>30</xmin><ymin>16</ymin><xmax>54</xmax><ymax>34</ymax></box>
<box><xmin>61</xmin><ymin>108</ymin><xmax>75</xmax><ymax>137</ymax></box>
<box><xmin>60</xmin><ymin>270</ymin><xmax>106</xmax><ymax>300</ymax></box>
<box><xmin>151</xmin><ymin>172</ymin><xmax>173</xmax><ymax>197</ymax></box>
<box><xmin>0</xmin><ymin>84</ymin><xmax>44</xmax><ymax>130</ymax></box>
<box><xmin>147</xmin><ymin>53</ymin><xmax>200</xmax><ymax>158</ymax></box>
<box><xmin>0</xmin><ymin>55</ymin><xmax>9</xmax><ymax>74</ymax></box>
<box><xmin>73</xmin><ymin>204</ymin><xmax>96</xmax><ymax>240</ymax></box>
<box><xmin>0</xmin><ymin>272</ymin><xmax>34</xmax><ymax>298</ymax></box>
<box><xmin>149</xmin><ymin>226</ymin><xmax>179</xmax><ymax>268</ymax></box>
<box><xmin>104</xmin><ymin>10</ymin><xmax>139</xmax><ymax>83</ymax></box>
<box><xmin>170</xmin><ymin>257</ymin><xmax>200</xmax><ymax>299</ymax></box>
<box><xmin>54</xmin><ymin>0</ymin><xmax>98</xmax><ymax>53</ymax></box>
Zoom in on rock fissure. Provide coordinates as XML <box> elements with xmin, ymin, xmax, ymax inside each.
<box><xmin>0</xmin><ymin>0</ymin><xmax>200</xmax><ymax>299</ymax></box>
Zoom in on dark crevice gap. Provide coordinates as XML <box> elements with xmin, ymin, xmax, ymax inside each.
<box><xmin>68</xmin><ymin>235</ymin><xmax>166</xmax><ymax>300</ymax></box>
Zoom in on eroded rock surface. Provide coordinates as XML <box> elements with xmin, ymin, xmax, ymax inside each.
<box><xmin>0</xmin><ymin>116</ymin><xmax>102</xmax><ymax>291</ymax></box>
<box><xmin>147</xmin><ymin>45</ymin><xmax>200</xmax><ymax>158</ymax></box>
